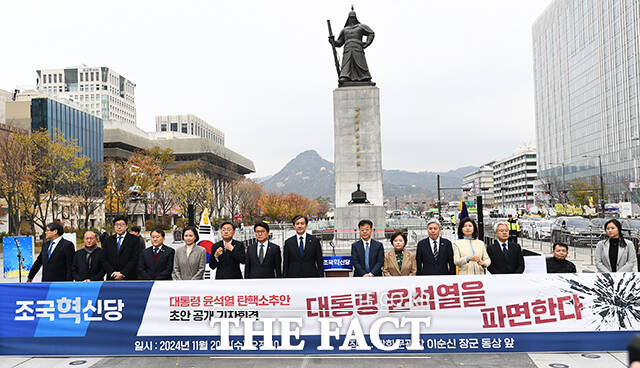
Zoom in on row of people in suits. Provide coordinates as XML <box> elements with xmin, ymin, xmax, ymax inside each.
<box><xmin>28</xmin><ymin>217</ymin><xmax>148</xmax><ymax>282</ymax></box>
<box><xmin>27</xmin><ymin>215</ymin><xmax>583</xmax><ymax>282</ymax></box>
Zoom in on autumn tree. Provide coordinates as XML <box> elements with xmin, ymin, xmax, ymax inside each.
<box><xmin>27</xmin><ymin>130</ymin><xmax>88</xmax><ymax>236</ymax></box>
<box><xmin>104</xmin><ymin>159</ymin><xmax>131</xmax><ymax>217</ymax></box>
<box><xmin>70</xmin><ymin>162</ymin><xmax>105</xmax><ymax>230</ymax></box>
<box><xmin>258</xmin><ymin>192</ymin><xmax>286</xmax><ymax>221</ymax></box>
<box><xmin>165</xmin><ymin>172</ymin><xmax>214</xmax><ymax>219</ymax></box>
<box><xmin>314</xmin><ymin>196</ymin><xmax>330</xmax><ymax>218</ymax></box>
<box><xmin>235</xmin><ymin>178</ymin><xmax>265</xmax><ymax>224</ymax></box>
<box><xmin>0</xmin><ymin>131</ymin><xmax>35</xmax><ymax>234</ymax></box>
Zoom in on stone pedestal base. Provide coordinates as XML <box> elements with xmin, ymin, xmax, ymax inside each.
<box><xmin>334</xmin><ymin>204</ymin><xmax>386</xmax><ymax>248</ymax></box>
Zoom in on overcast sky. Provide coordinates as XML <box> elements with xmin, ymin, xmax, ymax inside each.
<box><xmin>1</xmin><ymin>0</ymin><xmax>551</xmax><ymax>177</ymax></box>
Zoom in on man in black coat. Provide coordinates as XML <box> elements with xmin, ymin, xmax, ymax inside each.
<box><xmin>351</xmin><ymin>219</ymin><xmax>384</xmax><ymax>277</ymax></box>
<box><xmin>72</xmin><ymin>231</ymin><xmax>105</xmax><ymax>281</ymax></box>
<box><xmin>283</xmin><ymin>215</ymin><xmax>324</xmax><ymax>278</ymax></box>
<box><xmin>102</xmin><ymin>216</ymin><xmax>140</xmax><ymax>280</ymax></box>
<box><xmin>487</xmin><ymin>222</ymin><xmax>525</xmax><ymax>274</ymax></box>
<box><xmin>546</xmin><ymin>243</ymin><xmax>577</xmax><ymax>273</ymax></box>
<box><xmin>416</xmin><ymin>219</ymin><xmax>456</xmax><ymax>275</ymax></box>
<box><xmin>138</xmin><ymin>229</ymin><xmax>175</xmax><ymax>280</ymax></box>
<box><xmin>27</xmin><ymin>222</ymin><xmax>75</xmax><ymax>282</ymax></box>
<box><xmin>209</xmin><ymin>221</ymin><xmax>245</xmax><ymax>279</ymax></box>
<box><xmin>245</xmin><ymin>222</ymin><xmax>282</xmax><ymax>279</ymax></box>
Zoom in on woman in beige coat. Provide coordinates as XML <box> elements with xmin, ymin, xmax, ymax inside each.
<box><xmin>383</xmin><ymin>231</ymin><xmax>417</xmax><ymax>276</ymax></box>
<box><xmin>172</xmin><ymin>226</ymin><xmax>207</xmax><ymax>280</ymax></box>
<box><xmin>453</xmin><ymin>217</ymin><xmax>491</xmax><ymax>275</ymax></box>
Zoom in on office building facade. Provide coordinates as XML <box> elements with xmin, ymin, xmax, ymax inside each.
<box><xmin>493</xmin><ymin>147</ymin><xmax>537</xmax><ymax>210</ymax></box>
<box><xmin>36</xmin><ymin>66</ymin><xmax>136</xmax><ymax>125</ymax></box>
<box><xmin>6</xmin><ymin>91</ymin><xmax>103</xmax><ymax>163</ymax></box>
<box><xmin>155</xmin><ymin>114</ymin><xmax>224</xmax><ymax>145</ymax></box>
<box><xmin>462</xmin><ymin>163</ymin><xmax>496</xmax><ymax>207</ymax></box>
<box><xmin>533</xmin><ymin>0</ymin><xmax>640</xmax><ymax>202</ymax></box>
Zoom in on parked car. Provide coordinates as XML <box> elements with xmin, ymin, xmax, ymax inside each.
<box><xmin>520</xmin><ymin>217</ymin><xmax>544</xmax><ymax>238</ymax></box>
<box><xmin>551</xmin><ymin>216</ymin><xmax>594</xmax><ymax>248</ymax></box>
<box><xmin>531</xmin><ymin>220</ymin><xmax>552</xmax><ymax>240</ymax></box>
<box><xmin>621</xmin><ymin>219</ymin><xmax>640</xmax><ymax>246</ymax></box>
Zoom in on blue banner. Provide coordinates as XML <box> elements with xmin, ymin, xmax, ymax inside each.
<box><xmin>1</xmin><ymin>273</ymin><xmax>639</xmax><ymax>356</ymax></box>
<box><xmin>323</xmin><ymin>256</ymin><xmax>352</xmax><ymax>271</ymax></box>
<box><xmin>2</xmin><ymin>236</ymin><xmax>34</xmax><ymax>278</ymax></box>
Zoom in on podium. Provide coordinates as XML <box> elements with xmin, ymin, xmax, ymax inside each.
<box><xmin>323</xmin><ymin>256</ymin><xmax>352</xmax><ymax>277</ymax></box>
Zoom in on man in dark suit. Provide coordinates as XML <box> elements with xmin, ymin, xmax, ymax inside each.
<box><xmin>351</xmin><ymin>219</ymin><xmax>384</xmax><ymax>277</ymax></box>
<box><xmin>102</xmin><ymin>216</ymin><xmax>141</xmax><ymax>280</ymax></box>
<box><xmin>416</xmin><ymin>219</ymin><xmax>456</xmax><ymax>275</ymax></box>
<box><xmin>209</xmin><ymin>221</ymin><xmax>245</xmax><ymax>279</ymax></box>
<box><xmin>283</xmin><ymin>215</ymin><xmax>324</xmax><ymax>278</ymax></box>
<box><xmin>487</xmin><ymin>222</ymin><xmax>525</xmax><ymax>274</ymax></box>
<box><xmin>245</xmin><ymin>222</ymin><xmax>282</xmax><ymax>279</ymax></box>
<box><xmin>72</xmin><ymin>231</ymin><xmax>105</xmax><ymax>281</ymax></box>
<box><xmin>138</xmin><ymin>229</ymin><xmax>175</xmax><ymax>280</ymax></box>
<box><xmin>27</xmin><ymin>222</ymin><xmax>75</xmax><ymax>282</ymax></box>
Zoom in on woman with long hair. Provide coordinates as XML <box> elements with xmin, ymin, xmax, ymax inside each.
<box><xmin>594</xmin><ymin>219</ymin><xmax>637</xmax><ymax>273</ymax></box>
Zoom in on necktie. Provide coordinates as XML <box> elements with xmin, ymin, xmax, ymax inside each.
<box><xmin>117</xmin><ymin>236</ymin><xmax>123</xmax><ymax>251</ymax></box>
<box><xmin>433</xmin><ymin>239</ymin><xmax>439</xmax><ymax>259</ymax></box>
<box><xmin>502</xmin><ymin>243</ymin><xmax>508</xmax><ymax>256</ymax></box>
<box><xmin>299</xmin><ymin>236</ymin><xmax>304</xmax><ymax>256</ymax></box>
<box><xmin>153</xmin><ymin>247</ymin><xmax>159</xmax><ymax>255</ymax></box>
<box><xmin>259</xmin><ymin>244</ymin><xmax>265</xmax><ymax>264</ymax></box>
<box><xmin>365</xmin><ymin>241</ymin><xmax>370</xmax><ymax>273</ymax></box>
<box><xmin>48</xmin><ymin>241</ymin><xmax>55</xmax><ymax>258</ymax></box>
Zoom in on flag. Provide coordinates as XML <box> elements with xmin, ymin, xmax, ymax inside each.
<box><xmin>458</xmin><ymin>198</ymin><xmax>469</xmax><ymax>220</ymax></box>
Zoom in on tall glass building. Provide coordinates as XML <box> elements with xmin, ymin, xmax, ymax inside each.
<box><xmin>533</xmin><ymin>0</ymin><xmax>640</xmax><ymax>203</ymax></box>
<box><xmin>30</xmin><ymin>97</ymin><xmax>103</xmax><ymax>163</ymax></box>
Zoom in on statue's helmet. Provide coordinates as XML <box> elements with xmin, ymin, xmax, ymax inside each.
<box><xmin>344</xmin><ymin>6</ymin><xmax>360</xmax><ymax>27</ymax></box>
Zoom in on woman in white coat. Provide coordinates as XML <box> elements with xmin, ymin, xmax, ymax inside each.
<box><xmin>453</xmin><ymin>217</ymin><xmax>491</xmax><ymax>275</ymax></box>
<box><xmin>595</xmin><ymin>219</ymin><xmax>636</xmax><ymax>273</ymax></box>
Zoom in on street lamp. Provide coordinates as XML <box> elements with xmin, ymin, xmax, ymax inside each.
<box><xmin>583</xmin><ymin>154</ymin><xmax>604</xmax><ymax>218</ymax></box>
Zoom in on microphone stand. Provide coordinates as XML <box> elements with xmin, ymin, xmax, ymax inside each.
<box><xmin>14</xmin><ymin>238</ymin><xmax>24</xmax><ymax>283</ymax></box>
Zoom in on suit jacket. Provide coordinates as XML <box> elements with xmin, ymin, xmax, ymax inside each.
<box><xmin>172</xmin><ymin>244</ymin><xmax>207</xmax><ymax>280</ymax></box>
<box><xmin>595</xmin><ymin>238</ymin><xmax>637</xmax><ymax>272</ymax></box>
<box><xmin>283</xmin><ymin>233</ymin><xmax>324</xmax><ymax>278</ymax></box>
<box><xmin>138</xmin><ymin>245</ymin><xmax>175</xmax><ymax>280</ymax></box>
<box><xmin>102</xmin><ymin>232</ymin><xmax>140</xmax><ymax>280</ymax></box>
<box><xmin>415</xmin><ymin>237</ymin><xmax>456</xmax><ymax>275</ymax></box>
<box><xmin>351</xmin><ymin>239</ymin><xmax>384</xmax><ymax>276</ymax></box>
<box><xmin>383</xmin><ymin>249</ymin><xmax>417</xmax><ymax>276</ymax></box>
<box><xmin>486</xmin><ymin>239</ymin><xmax>525</xmax><ymax>274</ymax></box>
<box><xmin>72</xmin><ymin>246</ymin><xmax>106</xmax><ymax>281</ymax></box>
<box><xmin>28</xmin><ymin>237</ymin><xmax>75</xmax><ymax>281</ymax></box>
<box><xmin>245</xmin><ymin>241</ymin><xmax>282</xmax><ymax>279</ymax></box>
<box><xmin>209</xmin><ymin>239</ymin><xmax>245</xmax><ymax>279</ymax></box>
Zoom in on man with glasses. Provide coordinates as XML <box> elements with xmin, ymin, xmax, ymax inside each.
<box><xmin>209</xmin><ymin>221</ymin><xmax>245</xmax><ymax>279</ymax></box>
<box><xmin>102</xmin><ymin>216</ymin><xmax>140</xmax><ymax>280</ymax></box>
<box><xmin>245</xmin><ymin>222</ymin><xmax>282</xmax><ymax>279</ymax></box>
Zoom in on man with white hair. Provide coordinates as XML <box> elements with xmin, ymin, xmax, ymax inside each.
<box><xmin>415</xmin><ymin>219</ymin><xmax>456</xmax><ymax>275</ymax></box>
<box><xmin>486</xmin><ymin>222</ymin><xmax>525</xmax><ymax>274</ymax></box>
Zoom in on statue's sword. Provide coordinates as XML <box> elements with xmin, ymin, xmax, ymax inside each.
<box><xmin>327</xmin><ymin>20</ymin><xmax>341</xmax><ymax>77</ymax></box>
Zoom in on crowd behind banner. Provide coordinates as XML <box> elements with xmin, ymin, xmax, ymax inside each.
<box><xmin>25</xmin><ymin>214</ymin><xmax>636</xmax><ymax>282</ymax></box>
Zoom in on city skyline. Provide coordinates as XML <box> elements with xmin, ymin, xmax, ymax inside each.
<box><xmin>1</xmin><ymin>0</ymin><xmax>551</xmax><ymax>177</ymax></box>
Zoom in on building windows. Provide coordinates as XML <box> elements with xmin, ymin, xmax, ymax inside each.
<box><xmin>181</xmin><ymin>123</ymin><xmax>187</xmax><ymax>133</ymax></box>
<box><xmin>170</xmin><ymin>122</ymin><xmax>178</xmax><ymax>131</ymax></box>
<box><xmin>161</xmin><ymin>124</ymin><xmax>167</xmax><ymax>132</ymax></box>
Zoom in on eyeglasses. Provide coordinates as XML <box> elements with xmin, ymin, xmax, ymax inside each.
<box><xmin>255</xmin><ymin>230</ymin><xmax>267</xmax><ymax>234</ymax></box>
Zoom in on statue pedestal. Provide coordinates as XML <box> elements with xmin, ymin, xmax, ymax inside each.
<box><xmin>333</xmin><ymin>86</ymin><xmax>385</xmax><ymax>248</ymax></box>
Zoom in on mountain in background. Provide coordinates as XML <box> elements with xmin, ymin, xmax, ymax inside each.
<box><xmin>261</xmin><ymin>150</ymin><xmax>478</xmax><ymax>202</ymax></box>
